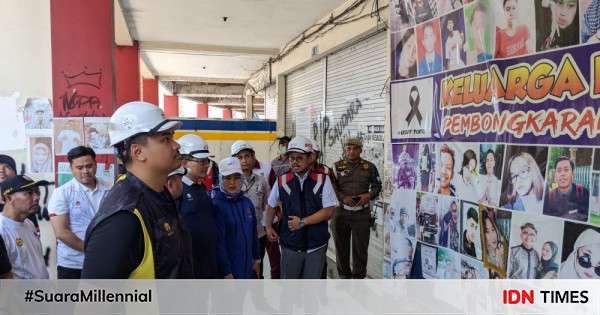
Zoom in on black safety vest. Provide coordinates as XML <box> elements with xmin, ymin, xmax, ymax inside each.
<box><xmin>85</xmin><ymin>173</ymin><xmax>194</xmax><ymax>278</ymax></box>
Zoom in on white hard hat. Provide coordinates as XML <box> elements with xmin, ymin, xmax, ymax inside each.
<box><xmin>231</xmin><ymin>140</ymin><xmax>254</xmax><ymax>156</ymax></box>
<box><xmin>168</xmin><ymin>167</ymin><xmax>187</xmax><ymax>178</ymax></box>
<box><xmin>177</xmin><ymin>134</ymin><xmax>212</xmax><ymax>159</ymax></box>
<box><xmin>311</xmin><ymin>138</ymin><xmax>321</xmax><ymax>152</ymax></box>
<box><xmin>219</xmin><ymin>157</ymin><xmax>242</xmax><ymax>176</ymax></box>
<box><xmin>109</xmin><ymin>101</ymin><xmax>181</xmax><ymax>146</ymax></box>
<box><xmin>287</xmin><ymin>136</ymin><xmax>314</xmax><ymax>154</ymax></box>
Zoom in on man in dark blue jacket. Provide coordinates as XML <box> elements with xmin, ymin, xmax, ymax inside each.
<box><xmin>265</xmin><ymin>136</ymin><xmax>338</xmax><ymax>279</ymax></box>
<box><xmin>213</xmin><ymin>157</ymin><xmax>260</xmax><ymax>279</ymax></box>
<box><xmin>177</xmin><ymin>134</ymin><xmax>219</xmax><ymax>278</ymax></box>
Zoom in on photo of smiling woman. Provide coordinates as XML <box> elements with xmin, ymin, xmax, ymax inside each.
<box><xmin>392</xmin><ymin>28</ymin><xmax>418</xmax><ymax>80</ymax></box>
<box><xmin>480</xmin><ymin>206</ymin><xmax>511</xmax><ymax>276</ymax></box>
<box><xmin>454</xmin><ymin>147</ymin><xmax>480</xmax><ymax>203</ymax></box>
<box><xmin>536</xmin><ymin>0</ymin><xmax>579</xmax><ymax>51</ymax></box>
<box><xmin>560</xmin><ymin>221</ymin><xmax>600</xmax><ymax>279</ymax></box>
<box><xmin>500</xmin><ymin>146</ymin><xmax>547</xmax><ymax>215</ymax></box>
<box><xmin>441</xmin><ymin>9</ymin><xmax>467</xmax><ymax>70</ymax></box>
<box><xmin>478</xmin><ymin>144</ymin><xmax>504</xmax><ymax>207</ymax></box>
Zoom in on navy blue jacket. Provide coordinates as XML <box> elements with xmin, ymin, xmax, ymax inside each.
<box><xmin>277</xmin><ymin>172</ymin><xmax>329</xmax><ymax>251</ymax></box>
<box><xmin>212</xmin><ymin>188</ymin><xmax>260</xmax><ymax>279</ymax></box>
<box><xmin>179</xmin><ymin>180</ymin><xmax>219</xmax><ymax>278</ymax></box>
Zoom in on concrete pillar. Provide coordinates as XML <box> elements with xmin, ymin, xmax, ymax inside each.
<box><xmin>50</xmin><ymin>0</ymin><xmax>115</xmax><ymax>117</ymax></box>
<box><xmin>223</xmin><ymin>108</ymin><xmax>232</xmax><ymax>119</ymax></box>
<box><xmin>196</xmin><ymin>103</ymin><xmax>209</xmax><ymax>118</ymax></box>
<box><xmin>164</xmin><ymin>95</ymin><xmax>179</xmax><ymax>117</ymax></box>
<box><xmin>115</xmin><ymin>41</ymin><xmax>140</xmax><ymax>106</ymax></box>
<box><xmin>142</xmin><ymin>78</ymin><xmax>159</xmax><ymax>105</ymax></box>
<box><xmin>245</xmin><ymin>94</ymin><xmax>254</xmax><ymax>119</ymax></box>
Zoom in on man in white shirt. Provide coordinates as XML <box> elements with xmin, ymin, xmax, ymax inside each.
<box><xmin>49</xmin><ymin>146</ymin><xmax>109</xmax><ymax>279</ymax></box>
<box><xmin>231</xmin><ymin>140</ymin><xmax>271</xmax><ymax>180</ymax></box>
<box><xmin>265</xmin><ymin>136</ymin><xmax>338</xmax><ymax>279</ymax></box>
<box><xmin>0</xmin><ymin>175</ymin><xmax>50</xmax><ymax>279</ymax></box>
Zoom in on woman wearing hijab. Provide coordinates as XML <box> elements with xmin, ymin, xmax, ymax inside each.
<box><xmin>539</xmin><ymin>0</ymin><xmax>579</xmax><ymax>50</ymax></box>
<box><xmin>560</xmin><ymin>228</ymin><xmax>600</xmax><ymax>279</ymax></box>
<box><xmin>213</xmin><ymin>157</ymin><xmax>261</xmax><ymax>279</ymax></box>
<box><xmin>537</xmin><ymin>241</ymin><xmax>559</xmax><ymax>279</ymax></box>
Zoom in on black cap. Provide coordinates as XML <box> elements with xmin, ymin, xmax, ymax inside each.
<box><xmin>277</xmin><ymin>136</ymin><xmax>291</xmax><ymax>144</ymax></box>
<box><xmin>1</xmin><ymin>175</ymin><xmax>49</xmax><ymax>198</ymax></box>
<box><xmin>0</xmin><ymin>155</ymin><xmax>16</xmax><ymax>174</ymax></box>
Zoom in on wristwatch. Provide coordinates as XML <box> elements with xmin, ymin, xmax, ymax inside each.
<box><xmin>299</xmin><ymin>218</ymin><xmax>305</xmax><ymax>229</ymax></box>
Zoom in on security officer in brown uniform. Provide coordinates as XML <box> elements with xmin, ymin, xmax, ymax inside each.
<box><xmin>332</xmin><ymin>138</ymin><xmax>381</xmax><ymax>279</ymax></box>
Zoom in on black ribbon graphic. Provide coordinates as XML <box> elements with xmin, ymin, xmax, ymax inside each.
<box><xmin>405</xmin><ymin>85</ymin><xmax>423</xmax><ymax>126</ymax></box>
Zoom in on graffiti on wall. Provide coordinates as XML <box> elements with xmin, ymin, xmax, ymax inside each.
<box><xmin>57</xmin><ymin>67</ymin><xmax>104</xmax><ymax>117</ymax></box>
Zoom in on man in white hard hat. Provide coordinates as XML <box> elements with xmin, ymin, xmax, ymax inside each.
<box><xmin>265</xmin><ymin>136</ymin><xmax>338</xmax><ymax>279</ymax></box>
<box><xmin>166</xmin><ymin>167</ymin><xmax>187</xmax><ymax>204</ymax></box>
<box><xmin>177</xmin><ymin>134</ymin><xmax>219</xmax><ymax>278</ymax></box>
<box><xmin>308</xmin><ymin>138</ymin><xmax>336</xmax><ymax>279</ymax></box>
<box><xmin>231</xmin><ymin>140</ymin><xmax>271</xmax><ymax>180</ymax></box>
<box><xmin>82</xmin><ymin>101</ymin><xmax>194</xmax><ymax>279</ymax></box>
<box><xmin>233</xmin><ymin>139</ymin><xmax>280</xmax><ymax>278</ymax></box>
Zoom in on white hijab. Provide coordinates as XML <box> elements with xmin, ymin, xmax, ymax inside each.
<box><xmin>560</xmin><ymin>229</ymin><xmax>600</xmax><ymax>279</ymax></box>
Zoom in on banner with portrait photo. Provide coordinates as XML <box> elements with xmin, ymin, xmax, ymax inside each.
<box><xmin>387</xmin><ymin>0</ymin><xmax>600</xmax><ymax>280</ymax></box>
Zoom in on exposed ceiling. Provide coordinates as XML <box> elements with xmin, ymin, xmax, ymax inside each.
<box><xmin>120</xmin><ymin>0</ymin><xmax>347</xmax><ymax>81</ymax></box>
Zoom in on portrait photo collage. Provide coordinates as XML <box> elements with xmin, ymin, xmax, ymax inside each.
<box><xmin>385</xmin><ymin>142</ymin><xmax>600</xmax><ymax>279</ymax></box>
<box><xmin>385</xmin><ymin>0</ymin><xmax>600</xmax><ymax>280</ymax></box>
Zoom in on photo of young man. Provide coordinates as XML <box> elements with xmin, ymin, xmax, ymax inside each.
<box><xmin>543</xmin><ymin>148</ymin><xmax>593</xmax><ymax>222</ymax></box>
<box><xmin>416</xmin><ymin>19</ymin><xmax>443</xmax><ymax>75</ymax></box>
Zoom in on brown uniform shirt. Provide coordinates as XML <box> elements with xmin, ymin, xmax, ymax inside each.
<box><xmin>334</xmin><ymin>158</ymin><xmax>382</xmax><ymax>202</ymax></box>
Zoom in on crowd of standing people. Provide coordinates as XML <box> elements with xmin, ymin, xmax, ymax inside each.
<box><xmin>0</xmin><ymin>101</ymin><xmax>382</xmax><ymax>280</ymax></box>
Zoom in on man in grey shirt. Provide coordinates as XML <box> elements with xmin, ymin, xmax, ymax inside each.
<box><xmin>509</xmin><ymin>223</ymin><xmax>540</xmax><ymax>279</ymax></box>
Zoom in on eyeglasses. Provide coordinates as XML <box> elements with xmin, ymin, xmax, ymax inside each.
<box><xmin>288</xmin><ymin>155</ymin><xmax>307</xmax><ymax>162</ymax></box>
<box><xmin>186</xmin><ymin>157</ymin><xmax>209</xmax><ymax>165</ymax></box>
<box><xmin>577</xmin><ymin>253</ymin><xmax>600</xmax><ymax>277</ymax></box>
<box><xmin>510</xmin><ymin>167</ymin><xmax>530</xmax><ymax>182</ymax></box>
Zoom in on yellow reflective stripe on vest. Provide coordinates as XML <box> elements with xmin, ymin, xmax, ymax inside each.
<box><xmin>129</xmin><ymin>208</ymin><xmax>155</xmax><ymax>279</ymax></box>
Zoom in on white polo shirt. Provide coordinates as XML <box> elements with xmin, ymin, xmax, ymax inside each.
<box><xmin>0</xmin><ymin>215</ymin><xmax>49</xmax><ymax>279</ymax></box>
<box><xmin>48</xmin><ymin>178</ymin><xmax>109</xmax><ymax>269</ymax></box>
<box><xmin>267</xmin><ymin>172</ymin><xmax>338</xmax><ymax>209</ymax></box>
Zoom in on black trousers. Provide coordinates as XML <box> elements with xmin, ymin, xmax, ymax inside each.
<box><xmin>332</xmin><ymin>207</ymin><xmax>371</xmax><ymax>279</ymax></box>
<box><xmin>57</xmin><ymin>265</ymin><xmax>82</xmax><ymax>279</ymax></box>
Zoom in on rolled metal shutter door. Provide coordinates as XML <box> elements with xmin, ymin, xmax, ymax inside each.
<box><xmin>285</xmin><ymin>60</ymin><xmax>325</xmax><ymax>138</ymax></box>
<box><xmin>322</xmin><ymin>31</ymin><xmax>387</xmax><ymax>279</ymax></box>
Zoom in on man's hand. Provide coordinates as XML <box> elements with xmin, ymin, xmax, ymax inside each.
<box><xmin>253</xmin><ymin>260</ymin><xmax>261</xmax><ymax>278</ymax></box>
<box><xmin>266</xmin><ymin>226</ymin><xmax>279</xmax><ymax>241</ymax></box>
<box><xmin>288</xmin><ymin>216</ymin><xmax>302</xmax><ymax>231</ymax></box>
<box><xmin>356</xmin><ymin>193</ymin><xmax>371</xmax><ymax>206</ymax></box>
<box><xmin>342</xmin><ymin>196</ymin><xmax>356</xmax><ymax>206</ymax></box>
<box><xmin>224</xmin><ymin>273</ymin><xmax>234</xmax><ymax>279</ymax></box>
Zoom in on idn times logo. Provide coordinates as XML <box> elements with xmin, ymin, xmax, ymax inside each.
<box><xmin>502</xmin><ymin>290</ymin><xmax>589</xmax><ymax>304</ymax></box>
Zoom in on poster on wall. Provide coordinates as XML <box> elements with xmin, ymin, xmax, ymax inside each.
<box><xmin>28</xmin><ymin>136</ymin><xmax>53</xmax><ymax>173</ymax></box>
<box><xmin>24</xmin><ymin>97</ymin><xmax>52</xmax><ymax>130</ymax></box>
<box><xmin>83</xmin><ymin>117</ymin><xmax>111</xmax><ymax>154</ymax></box>
<box><xmin>387</xmin><ymin>0</ymin><xmax>600</xmax><ymax>280</ymax></box>
<box><xmin>0</xmin><ymin>93</ymin><xmax>26</xmax><ymax>151</ymax></box>
<box><xmin>53</xmin><ymin>117</ymin><xmax>84</xmax><ymax>156</ymax></box>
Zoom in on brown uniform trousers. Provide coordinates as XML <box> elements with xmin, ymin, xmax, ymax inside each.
<box><xmin>332</xmin><ymin>158</ymin><xmax>381</xmax><ymax>279</ymax></box>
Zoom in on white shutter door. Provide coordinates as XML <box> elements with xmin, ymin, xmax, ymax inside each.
<box><xmin>285</xmin><ymin>60</ymin><xmax>325</xmax><ymax>138</ymax></box>
<box><xmin>321</xmin><ymin>31</ymin><xmax>388</xmax><ymax>279</ymax></box>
